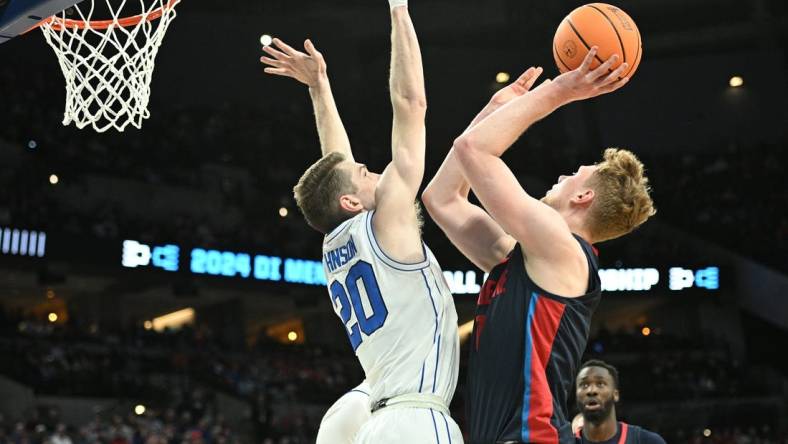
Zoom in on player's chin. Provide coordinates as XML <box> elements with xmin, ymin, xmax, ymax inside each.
<box><xmin>580</xmin><ymin>407</ymin><xmax>605</xmax><ymax>422</ymax></box>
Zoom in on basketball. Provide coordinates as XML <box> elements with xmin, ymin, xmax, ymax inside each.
<box><xmin>553</xmin><ymin>3</ymin><xmax>642</xmax><ymax>80</ymax></box>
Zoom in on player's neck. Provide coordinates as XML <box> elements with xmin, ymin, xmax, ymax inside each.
<box><xmin>560</xmin><ymin>210</ymin><xmax>593</xmax><ymax>244</ymax></box>
<box><xmin>583</xmin><ymin>414</ymin><xmax>618</xmax><ymax>442</ymax></box>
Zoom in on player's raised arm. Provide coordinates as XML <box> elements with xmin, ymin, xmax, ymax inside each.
<box><xmin>369</xmin><ymin>2</ymin><xmax>428</xmax><ymax>261</ymax></box>
<box><xmin>453</xmin><ymin>49</ymin><xmax>629</xmax><ymax>289</ymax></box>
<box><xmin>261</xmin><ymin>38</ymin><xmax>353</xmax><ymax>160</ymax></box>
<box><xmin>422</xmin><ymin>68</ymin><xmax>542</xmax><ymax>272</ymax></box>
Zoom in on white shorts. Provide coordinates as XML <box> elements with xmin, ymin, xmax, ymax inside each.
<box><xmin>354</xmin><ymin>406</ymin><xmax>464</xmax><ymax>444</ymax></box>
<box><xmin>316</xmin><ymin>383</ymin><xmax>371</xmax><ymax>444</ymax></box>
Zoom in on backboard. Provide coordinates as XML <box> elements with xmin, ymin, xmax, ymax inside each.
<box><xmin>0</xmin><ymin>0</ymin><xmax>78</xmax><ymax>44</ymax></box>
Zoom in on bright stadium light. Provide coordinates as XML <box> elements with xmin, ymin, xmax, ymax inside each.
<box><xmin>641</xmin><ymin>326</ymin><xmax>651</xmax><ymax>336</ymax></box>
<box><xmin>496</xmin><ymin>72</ymin><xmax>510</xmax><ymax>84</ymax></box>
<box><xmin>152</xmin><ymin>308</ymin><xmax>195</xmax><ymax>332</ymax></box>
<box><xmin>729</xmin><ymin>76</ymin><xmax>743</xmax><ymax>88</ymax></box>
<box><xmin>260</xmin><ymin>34</ymin><xmax>273</xmax><ymax>46</ymax></box>
<box><xmin>287</xmin><ymin>331</ymin><xmax>298</xmax><ymax>342</ymax></box>
<box><xmin>48</xmin><ymin>313</ymin><xmax>58</xmax><ymax>323</ymax></box>
<box><xmin>49</xmin><ymin>174</ymin><xmax>59</xmax><ymax>185</ymax></box>
<box><xmin>144</xmin><ymin>321</ymin><xmax>153</xmax><ymax>330</ymax></box>
<box><xmin>135</xmin><ymin>405</ymin><xmax>146</xmax><ymax>415</ymax></box>
<box><xmin>703</xmin><ymin>429</ymin><xmax>711</xmax><ymax>437</ymax></box>
<box><xmin>279</xmin><ymin>207</ymin><xmax>288</xmax><ymax>218</ymax></box>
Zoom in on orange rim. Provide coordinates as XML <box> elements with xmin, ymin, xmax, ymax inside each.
<box><xmin>36</xmin><ymin>0</ymin><xmax>179</xmax><ymax>31</ymax></box>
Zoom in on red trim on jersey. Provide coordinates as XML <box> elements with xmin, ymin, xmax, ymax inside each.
<box><xmin>619</xmin><ymin>423</ymin><xmax>629</xmax><ymax>443</ymax></box>
<box><xmin>525</xmin><ymin>295</ymin><xmax>566</xmax><ymax>443</ymax></box>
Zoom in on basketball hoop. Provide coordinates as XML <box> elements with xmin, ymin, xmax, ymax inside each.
<box><xmin>36</xmin><ymin>0</ymin><xmax>181</xmax><ymax>132</ymax></box>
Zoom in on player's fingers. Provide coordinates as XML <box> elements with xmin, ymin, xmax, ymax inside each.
<box><xmin>264</xmin><ymin>67</ymin><xmax>291</xmax><ymax>77</ymax></box>
<box><xmin>273</xmin><ymin>37</ymin><xmax>299</xmax><ymax>56</ymax></box>
<box><xmin>260</xmin><ymin>56</ymin><xmax>286</xmax><ymax>67</ymax></box>
<box><xmin>589</xmin><ymin>54</ymin><xmax>619</xmax><ymax>81</ymax></box>
<box><xmin>515</xmin><ymin>67</ymin><xmax>537</xmax><ymax>85</ymax></box>
<box><xmin>601</xmin><ymin>63</ymin><xmax>628</xmax><ymax>85</ymax></box>
<box><xmin>598</xmin><ymin>76</ymin><xmax>629</xmax><ymax>94</ymax></box>
<box><xmin>304</xmin><ymin>39</ymin><xmax>322</xmax><ymax>58</ymax></box>
<box><xmin>579</xmin><ymin>46</ymin><xmax>598</xmax><ymax>72</ymax></box>
<box><xmin>262</xmin><ymin>45</ymin><xmax>289</xmax><ymax>60</ymax></box>
<box><xmin>522</xmin><ymin>67</ymin><xmax>543</xmax><ymax>90</ymax></box>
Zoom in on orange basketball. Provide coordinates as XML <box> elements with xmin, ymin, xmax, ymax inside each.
<box><xmin>553</xmin><ymin>3</ymin><xmax>642</xmax><ymax>80</ymax></box>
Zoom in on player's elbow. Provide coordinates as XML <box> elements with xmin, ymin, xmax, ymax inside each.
<box><xmin>421</xmin><ymin>188</ymin><xmax>449</xmax><ymax>223</ymax></box>
<box><xmin>421</xmin><ymin>186</ymin><xmax>439</xmax><ymax>213</ymax></box>
<box><xmin>453</xmin><ymin>134</ymin><xmax>479</xmax><ymax>167</ymax></box>
<box><xmin>422</xmin><ymin>183</ymin><xmax>463</xmax><ymax>218</ymax></box>
<box><xmin>392</xmin><ymin>94</ymin><xmax>427</xmax><ymax>115</ymax></box>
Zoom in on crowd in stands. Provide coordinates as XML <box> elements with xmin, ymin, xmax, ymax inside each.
<box><xmin>579</xmin><ymin>329</ymin><xmax>775</xmax><ymax>401</ymax></box>
<box><xmin>0</xmin><ymin>309</ymin><xmax>363</xmax><ymax>443</ymax></box>
<box><xmin>1</xmin><ymin>306</ymin><xmax>784</xmax><ymax>443</ymax></box>
<box><xmin>638</xmin><ymin>140</ymin><xmax>788</xmax><ymax>273</ymax></box>
<box><xmin>0</xmin><ymin>410</ymin><xmax>238</xmax><ymax>444</ymax></box>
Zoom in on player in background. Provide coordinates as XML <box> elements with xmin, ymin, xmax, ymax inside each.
<box><xmin>575</xmin><ymin>360</ymin><xmax>666</xmax><ymax>444</ymax></box>
<box><xmin>422</xmin><ymin>48</ymin><xmax>655</xmax><ymax>443</ymax></box>
<box><xmin>261</xmin><ymin>0</ymin><xmax>463</xmax><ymax>442</ymax></box>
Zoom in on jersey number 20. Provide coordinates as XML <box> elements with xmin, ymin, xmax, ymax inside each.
<box><xmin>330</xmin><ymin>261</ymin><xmax>388</xmax><ymax>351</ymax></box>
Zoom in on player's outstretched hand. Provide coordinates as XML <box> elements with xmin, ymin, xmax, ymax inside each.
<box><xmin>260</xmin><ymin>38</ymin><xmax>327</xmax><ymax>87</ymax></box>
<box><xmin>490</xmin><ymin>67</ymin><xmax>543</xmax><ymax>106</ymax></box>
<box><xmin>552</xmin><ymin>46</ymin><xmax>629</xmax><ymax>103</ymax></box>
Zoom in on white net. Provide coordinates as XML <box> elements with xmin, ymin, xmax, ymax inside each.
<box><xmin>39</xmin><ymin>0</ymin><xmax>180</xmax><ymax>132</ymax></box>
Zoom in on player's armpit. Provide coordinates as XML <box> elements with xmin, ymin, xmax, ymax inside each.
<box><xmin>422</xmin><ymin>192</ymin><xmax>515</xmax><ymax>273</ymax></box>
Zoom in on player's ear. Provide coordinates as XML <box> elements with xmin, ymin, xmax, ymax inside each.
<box><xmin>613</xmin><ymin>389</ymin><xmax>620</xmax><ymax>403</ymax></box>
<box><xmin>571</xmin><ymin>188</ymin><xmax>595</xmax><ymax>207</ymax></box>
<box><xmin>339</xmin><ymin>194</ymin><xmax>363</xmax><ymax>213</ymax></box>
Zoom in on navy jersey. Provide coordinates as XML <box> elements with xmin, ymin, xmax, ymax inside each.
<box><xmin>577</xmin><ymin>422</ymin><xmax>667</xmax><ymax>444</ymax></box>
<box><xmin>467</xmin><ymin>235</ymin><xmax>602</xmax><ymax>444</ymax></box>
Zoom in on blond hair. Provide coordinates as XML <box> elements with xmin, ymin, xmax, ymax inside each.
<box><xmin>586</xmin><ymin>148</ymin><xmax>656</xmax><ymax>242</ymax></box>
<box><xmin>293</xmin><ymin>152</ymin><xmax>357</xmax><ymax>234</ymax></box>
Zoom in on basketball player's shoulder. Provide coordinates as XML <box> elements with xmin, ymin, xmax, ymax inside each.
<box><xmin>633</xmin><ymin>426</ymin><xmax>666</xmax><ymax>444</ymax></box>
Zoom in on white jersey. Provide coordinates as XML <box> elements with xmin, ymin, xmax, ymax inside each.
<box><xmin>315</xmin><ymin>381</ymin><xmax>371</xmax><ymax>444</ymax></box>
<box><xmin>322</xmin><ymin>210</ymin><xmax>460</xmax><ymax>406</ymax></box>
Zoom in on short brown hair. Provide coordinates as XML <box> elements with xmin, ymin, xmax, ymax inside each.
<box><xmin>585</xmin><ymin>148</ymin><xmax>656</xmax><ymax>242</ymax></box>
<box><xmin>293</xmin><ymin>152</ymin><xmax>358</xmax><ymax>234</ymax></box>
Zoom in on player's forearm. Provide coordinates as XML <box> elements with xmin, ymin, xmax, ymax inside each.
<box><xmin>423</xmin><ymin>150</ymin><xmax>470</xmax><ymax>207</ymax></box>
<box><xmin>309</xmin><ymin>79</ymin><xmax>353</xmax><ymax>159</ymax></box>
<box><xmin>389</xmin><ymin>7</ymin><xmax>427</xmax><ymax>118</ymax></box>
<box><xmin>456</xmin><ymin>82</ymin><xmax>566</xmax><ymax>158</ymax></box>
